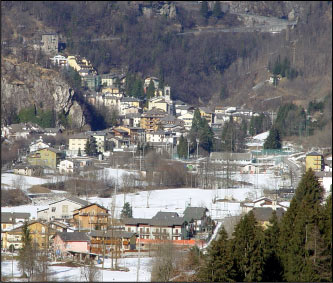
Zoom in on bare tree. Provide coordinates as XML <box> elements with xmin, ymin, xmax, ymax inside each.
<box><xmin>80</xmin><ymin>259</ymin><xmax>101</xmax><ymax>282</ymax></box>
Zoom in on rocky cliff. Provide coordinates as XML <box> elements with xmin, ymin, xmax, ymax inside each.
<box><xmin>1</xmin><ymin>56</ymin><xmax>85</xmax><ymax>128</ymax></box>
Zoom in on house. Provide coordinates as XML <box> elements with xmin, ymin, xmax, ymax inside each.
<box><xmin>148</xmin><ymin>97</ymin><xmax>169</xmax><ymax>113</ymax></box>
<box><xmin>306</xmin><ymin>152</ymin><xmax>324</xmax><ymax>172</ymax></box>
<box><xmin>210</xmin><ymin>152</ymin><xmax>252</xmax><ymax>163</ymax></box>
<box><xmin>315</xmin><ymin>171</ymin><xmax>332</xmax><ymax>197</ymax></box>
<box><xmin>252</xmin><ymin>207</ymin><xmax>285</xmax><ymax>229</ymax></box>
<box><xmin>241</xmin><ymin>197</ymin><xmax>288</xmax><ymax>214</ymax></box>
<box><xmin>140</xmin><ymin>108</ymin><xmax>168</xmax><ymax>132</ymax></box>
<box><xmin>59</xmin><ymin>159</ymin><xmax>80</xmax><ymax>174</ymax></box>
<box><xmin>1</xmin><ymin>212</ymin><xmax>30</xmax><ymax>231</ymax></box>
<box><xmin>178</xmin><ymin>112</ymin><xmax>194</xmax><ymax>130</ymax></box>
<box><xmin>73</xmin><ymin>203</ymin><xmax>109</xmax><ymax>231</ymax></box>
<box><xmin>50</xmin><ymin>54</ymin><xmax>68</xmax><ymax>67</ymax></box>
<box><xmin>54</xmin><ymin>231</ymin><xmax>90</xmax><ymax>258</ymax></box>
<box><xmin>183</xmin><ymin>207</ymin><xmax>213</xmax><ymax>238</ymax></box>
<box><xmin>120</xmin><ymin>97</ymin><xmax>141</xmax><ymax>115</ymax></box>
<box><xmin>2</xmin><ymin>123</ymin><xmax>31</xmax><ymax>139</ymax></box>
<box><xmin>13</xmin><ymin>164</ymin><xmax>43</xmax><ymax>176</ymax></box>
<box><xmin>50</xmin><ymin>220</ymin><xmax>73</xmax><ymax>233</ymax></box>
<box><xmin>89</xmin><ymin>230</ymin><xmax>137</xmax><ymax>254</ymax></box>
<box><xmin>86</xmin><ymin>131</ymin><xmax>106</xmax><ymax>153</ymax></box>
<box><xmin>100</xmin><ymin>73</ymin><xmax>121</xmax><ymax>87</ymax></box>
<box><xmin>3</xmin><ymin>221</ymin><xmax>57</xmax><ymax>250</ymax></box>
<box><xmin>29</xmin><ymin>136</ymin><xmax>49</xmax><ymax>152</ymax></box>
<box><xmin>123</xmin><ymin>113</ymin><xmax>142</xmax><ymax>128</ymax></box>
<box><xmin>68</xmin><ymin>134</ymin><xmax>89</xmax><ymax>156</ymax></box>
<box><xmin>27</xmin><ymin>147</ymin><xmax>64</xmax><ymax>169</ymax></box>
<box><xmin>146</xmin><ymin>131</ymin><xmax>174</xmax><ymax>145</ymax></box>
<box><xmin>37</xmin><ymin>196</ymin><xmax>90</xmax><ymax>221</ymax></box>
<box><xmin>41</xmin><ymin>33</ymin><xmax>58</xmax><ymax>54</ymax></box>
<box><xmin>103</xmin><ymin>94</ymin><xmax>121</xmax><ymax>110</ymax></box>
<box><xmin>240</xmin><ymin>164</ymin><xmax>260</xmax><ymax>174</ymax></box>
<box><xmin>101</xmin><ymin>87</ymin><xmax>123</xmax><ymax>98</ymax></box>
<box><xmin>43</xmin><ymin>127</ymin><xmax>63</xmax><ymax>136</ymax></box>
<box><xmin>124</xmin><ymin>212</ymin><xmax>186</xmax><ymax>241</ymax></box>
<box><xmin>199</xmin><ymin>107</ymin><xmax>214</xmax><ymax>125</ymax></box>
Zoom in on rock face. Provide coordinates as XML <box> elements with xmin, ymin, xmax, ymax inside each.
<box><xmin>1</xmin><ymin>57</ymin><xmax>85</xmax><ymax>127</ymax></box>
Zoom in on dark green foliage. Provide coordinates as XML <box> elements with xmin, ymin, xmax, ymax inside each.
<box><xmin>308</xmin><ymin>100</ymin><xmax>325</xmax><ymax>114</ymax></box>
<box><xmin>177</xmin><ymin>135</ymin><xmax>188</xmax><ymax>159</ymax></box>
<box><xmin>220</xmin><ymin>117</ymin><xmax>247</xmax><ymax>152</ymax></box>
<box><xmin>219</xmin><ymin>86</ymin><xmax>228</xmax><ymax>100</ymax></box>
<box><xmin>146</xmin><ymin>79</ymin><xmax>155</xmax><ymax>99</ymax></box>
<box><xmin>232</xmin><ymin>211</ymin><xmax>265</xmax><ymax>282</ymax></box>
<box><xmin>249</xmin><ymin>113</ymin><xmax>271</xmax><ymax>136</ymax></box>
<box><xmin>269</xmin><ymin>56</ymin><xmax>298</xmax><ymax>80</ymax></box>
<box><xmin>275</xmin><ymin>103</ymin><xmax>306</xmax><ymax>137</ymax></box>
<box><xmin>190</xmin><ymin>109</ymin><xmax>214</xmax><ymax>154</ymax></box>
<box><xmin>200</xmin><ymin>1</ymin><xmax>209</xmax><ymax>19</ymax></box>
<box><xmin>212</xmin><ymin>1</ymin><xmax>224</xmax><ymax>19</ymax></box>
<box><xmin>18</xmin><ymin>106</ymin><xmax>55</xmax><ymax>128</ymax></box>
<box><xmin>61</xmin><ymin>66</ymin><xmax>82</xmax><ymax>90</ymax></box>
<box><xmin>197</xmin><ymin>227</ymin><xmax>235</xmax><ymax>281</ymax></box>
<box><xmin>78</xmin><ymin>148</ymin><xmax>82</xmax><ymax>157</ymax></box>
<box><xmin>264</xmin><ymin>127</ymin><xmax>282</xmax><ymax>149</ymax></box>
<box><xmin>121</xmin><ymin>202</ymin><xmax>133</xmax><ymax>218</ymax></box>
<box><xmin>85</xmin><ymin>136</ymin><xmax>98</xmax><ymax>156</ymax></box>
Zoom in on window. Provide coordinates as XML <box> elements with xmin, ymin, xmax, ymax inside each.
<box><xmin>52</xmin><ymin>207</ymin><xmax>56</xmax><ymax>212</ymax></box>
<box><xmin>175</xmin><ymin>229</ymin><xmax>178</xmax><ymax>234</ymax></box>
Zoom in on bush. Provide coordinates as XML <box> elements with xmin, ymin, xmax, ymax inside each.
<box><xmin>1</xmin><ymin>189</ymin><xmax>31</xmax><ymax>206</ymax></box>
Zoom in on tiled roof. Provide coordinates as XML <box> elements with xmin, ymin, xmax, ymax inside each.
<box><xmin>57</xmin><ymin>231</ymin><xmax>90</xmax><ymax>242</ymax></box>
<box><xmin>183</xmin><ymin>207</ymin><xmax>207</xmax><ymax>222</ymax></box>
<box><xmin>89</xmin><ymin>230</ymin><xmax>136</xmax><ymax>239</ymax></box>
<box><xmin>1</xmin><ymin>212</ymin><xmax>30</xmax><ymax>223</ymax></box>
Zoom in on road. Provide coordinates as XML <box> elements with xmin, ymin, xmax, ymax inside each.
<box><xmin>284</xmin><ymin>156</ymin><xmax>302</xmax><ymax>189</ymax></box>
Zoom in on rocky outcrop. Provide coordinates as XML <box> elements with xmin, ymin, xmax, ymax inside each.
<box><xmin>1</xmin><ymin>57</ymin><xmax>85</xmax><ymax>127</ymax></box>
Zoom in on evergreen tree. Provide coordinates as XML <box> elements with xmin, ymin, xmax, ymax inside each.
<box><xmin>278</xmin><ymin>169</ymin><xmax>326</xmax><ymax>281</ymax></box>
<box><xmin>200</xmin><ymin>1</ymin><xmax>209</xmax><ymax>19</ymax></box>
<box><xmin>212</xmin><ymin>1</ymin><xmax>223</xmax><ymax>19</ymax></box>
<box><xmin>198</xmin><ymin>118</ymin><xmax>214</xmax><ymax>153</ymax></box>
<box><xmin>146</xmin><ymin>79</ymin><xmax>155</xmax><ymax>99</ymax></box>
<box><xmin>85</xmin><ymin>136</ymin><xmax>98</xmax><ymax>156</ymax></box>
<box><xmin>232</xmin><ymin>211</ymin><xmax>265</xmax><ymax>281</ymax></box>
<box><xmin>191</xmin><ymin>108</ymin><xmax>202</xmax><ymax>132</ymax></box>
<box><xmin>264</xmin><ymin>127</ymin><xmax>282</xmax><ymax>149</ymax></box>
<box><xmin>121</xmin><ymin>202</ymin><xmax>133</xmax><ymax>218</ymax></box>
<box><xmin>262</xmin><ymin>211</ymin><xmax>283</xmax><ymax>281</ymax></box>
<box><xmin>78</xmin><ymin>148</ymin><xmax>82</xmax><ymax>156</ymax></box>
<box><xmin>18</xmin><ymin>221</ymin><xmax>33</xmax><ymax>277</ymax></box>
<box><xmin>177</xmin><ymin>135</ymin><xmax>188</xmax><ymax>159</ymax></box>
<box><xmin>197</xmin><ymin>227</ymin><xmax>236</xmax><ymax>281</ymax></box>
<box><xmin>221</xmin><ymin>117</ymin><xmax>235</xmax><ymax>152</ymax></box>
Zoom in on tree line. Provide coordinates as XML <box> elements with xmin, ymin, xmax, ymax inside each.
<box><xmin>194</xmin><ymin>169</ymin><xmax>332</xmax><ymax>282</ymax></box>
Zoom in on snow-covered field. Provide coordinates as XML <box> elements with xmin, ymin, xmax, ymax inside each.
<box><xmin>1</xmin><ymin>173</ymin><xmax>69</xmax><ymax>191</ymax></box>
<box><xmin>1</xmin><ymin>257</ymin><xmax>152</xmax><ymax>282</ymax></box>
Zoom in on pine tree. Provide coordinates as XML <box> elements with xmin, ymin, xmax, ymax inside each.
<box><xmin>264</xmin><ymin>127</ymin><xmax>282</xmax><ymax>149</ymax></box>
<box><xmin>78</xmin><ymin>147</ymin><xmax>82</xmax><ymax>156</ymax></box>
<box><xmin>278</xmin><ymin>169</ymin><xmax>326</xmax><ymax>281</ymax></box>
<box><xmin>177</xmin><ymin>135</ymin><xmax>188</xmax><ymax>159</ymax></box>
<box><xmin>85</xmin><ymin>136</ymin><xmax>98</xmax><ymax>156</ymax></box>
<box><xmin>200</xmin><ymin>1</ymin><xmax>209</xmax><ymax>19</ymax></box>
<box><xmin>212</xmin><ymin>1</ymin><xmax>223</xmax><ymax>19</ymax></box>
<box><xmin>121</xmin><ymin>202</ymin><xmax>133</xmax><ymax>218</ymax></box>
<box><xmin>262</xmin><ymin>211</ymin><xmax>283</xmax><ymax>281</ymax></box>
<box><xmin>197</xmin><ymin>227</ymin><xmax>236</xmax><ymax>281</ymax></box>
<box><xmin>18</xmin><ymin>221</ymin><xmax>33</xmax><ymax>277</ymax></box>
<box><xmin>146</xmin><ymin>79</ymin><xmax>155</xmax><ymax>99</ymax></box>
<box><xmin>232</xmin><ymin>211</ymin><xmax>265</xmax><ymax>282</ymax></box>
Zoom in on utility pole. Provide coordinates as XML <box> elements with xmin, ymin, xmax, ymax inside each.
<box><xmin>196</xmin><ymin>138</ymin><xmax>199</xmax><ymax>160</ymax></box>
<box><xmin>187</xmin><ymin>138</ymin><xmax>190</xmax><ymax>160</ymax></box>
<box><xmin>136</xmin><ymin>229</ymin><xmax>141</xmax><ymax>282</ymax></box>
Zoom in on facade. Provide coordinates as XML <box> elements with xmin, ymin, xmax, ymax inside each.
<box><xmin>54</xmin><ymin>232</ymin><xmax>90</xmax><ymax>257</ymax></box>
<box><xmin>29</xmin><ymin>137</ymin><xmax>49</xmax><ymax>152</ymax></box>
<box><xmin>199</xmin><ymin>107</ymin><xmax>214</xmax><ymax>125</ymax></box>
<box><xmin>148</xmin><ymin>97</ymin><xmax>169</xmax><ymax>113</ymax></box>
<box><xmin>68</xmin><ymin>134</ymin><xmax>89</xmax><ymax>156</ymax></box>
<box><xmin>178</xmin><ymin>112</ymin><xmax>194</xmax><ymax>130</ymax></box>
<box><xmin>59</xmin><ymin>159</ymin><xmax>80</xmax><ymax>174</ymax></box>
<box><xmin>140</xmin><ymin>108</ymin><xmax>167</xmax><ymax>132</ymax></box>
<box><xmin>3</xmin><ymin>221</ymin><xmax>56</xmax><ymax>250</ymax></box>
<box><xmin>13</xmin><ymin>164</ymin><xmax>43</xmax><ymax>176</ymax></box>
<box><xmin>82</xmin><ymin>75</ymin><xmax>101</xmax><ymax>91</ymax></box>
<box><xmin>306</xmin><ymin>152</ymin><xmax>324</xmax><ymax>172</ymax></box>
<box><xmin>73</xmin><ymin>203</ymin><xmax>109</xmax><ymax>231</ymax></box>
<box><xmin>124</xmin><ymin>212</ymin><xmax>186</xmax><ymax>241</ymax></box>
<box><xmin>27</xmin><ymin>147</ymin><xmax>64</xmax><ymax>169</ymax></box>
<box><xmin>50</xmin><ymin>55</ymin><xmax>68</xmax><ymax>67</ymax></box>
<box><xmin>37</xmin><ymin>196</ymin><xmax>90</xmax><ymax>221</ymax></box>
<box><xmin>41</xmin><ymin>33</ymin><xmax>58</xmax><ymax>54</ymax></box>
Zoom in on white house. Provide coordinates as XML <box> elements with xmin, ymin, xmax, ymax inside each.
<box><xmin>50</xmin><ymin>55</ymin><xmax>68</xmax><ymax>67</ymax></box>
<box><xmin>178</xmin><ymin>112</ymin><xmax>194</xmax><ymax>130</ymax></box>
<box><xmin>59</xmin><ymin>159</ymin><xmax>80</xmax><ymax>174</ymax></box>
<box><xmin>37</xmin><ymin>196</ymin><xmax>90</xmax><ymax>221</ymax></box>
<box><xmin>241</xmin><ymin>197</ymin><xmax>288</xmax><ymax>214</ymax></box>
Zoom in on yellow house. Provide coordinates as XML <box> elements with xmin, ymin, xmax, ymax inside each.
<box><xmin>199</xmin><ymin>107</ymin><xmax>214</xmax><ymax>125</ymax></box>
<box><xmin>148</xmin><ymin>97</ymin><xmax>169</xmax><ymax>113</ymax></box>
<box><xmin>102</xmin><ymin>86</ymin><xmax>123</xmax><ymax>98</ymax></box>
<box><xmin>73</xmin><ymin>203</ymin><xmax>109</xmax><ymax>231</ymax></box>
<box><xmin>3</xmin><ymin>221</ymin><xmax>56</xmax><ymax>250</ymax></box>
<box><xmin>27</xmin><ymin>147</ymin><xmax>63</xmax><ymax>169</ymax></box>
<box><xmin>306</xmin><ymin>152</ymin><xmax>324</xmax><ymax>172</ymax></box>
<box><xmin>140</xmin><ymin>108</ymin><xmax>167</xmax><ymax>132</ymax></box>
<box><xmin>68</xmin><ymin>134</ymin><xmax>88</xmax><ymax>155</ymax></box>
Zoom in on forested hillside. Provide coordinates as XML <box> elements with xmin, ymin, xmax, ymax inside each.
<box><xmin>2</xmin><ymin>1</ymin><xmax>331</xmax><ymax>107</ymax></box>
